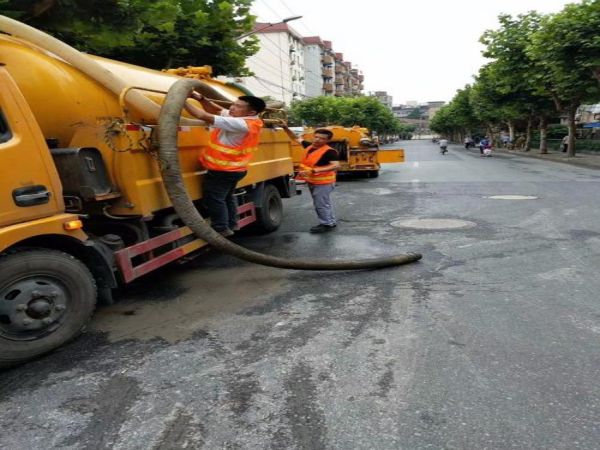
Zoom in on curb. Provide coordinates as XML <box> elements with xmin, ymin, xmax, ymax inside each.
<box><xmin>477</xmin><ymin>147</ymin><xmax>600</xmax><ymax>171</ymax></box>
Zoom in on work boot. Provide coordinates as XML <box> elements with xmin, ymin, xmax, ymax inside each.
<box><xmin>309</xmin><ymin>224</ymin><xmax>336</xmax><ymax>234</ymax></box>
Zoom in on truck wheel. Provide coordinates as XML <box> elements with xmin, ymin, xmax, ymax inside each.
<box><xmin>0</xmin><ymin>249</ymin><xmax>96</xmax><ymax>368</ymax></box>
<box><xmin>368</xmin><ymin>170</ymin><xmax>380</xmax><ymax>178</ymax></box>
<box><xmin>253</xmin><ymin>184</ymin><xmax>283</xmax><ymax>233</ymax></box>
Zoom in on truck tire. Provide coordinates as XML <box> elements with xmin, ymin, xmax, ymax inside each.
<box><xmin>367</xmin><ymin>170</ymin><xmax>380</xmax><ymax>178</ymax></box>
<box><xmin>0</xmin><ymin>249</ymin><xmax>96</xmax><ymax>368</ymax></box>
<box><xmin>253</xmin><ymin>184</ymin><xmax>283</xmax><ymax>233</ymax></box>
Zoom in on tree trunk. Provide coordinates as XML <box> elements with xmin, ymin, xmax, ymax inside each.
<box><xmin>507</xmin><ymin>121</ymin><xmax>515</xmax><ymax>144</ymax></box>
<box><xmin>593</xmin><ymin>67</ymin><xmax>600</xmax><ymax>83</ymax></box>
<box><xmin>539</xmin><ymin>116</ymin><xmax>548</xmax><ymax>154</ymax></box>
<box><xmin>486</xmin><ymin>125</ymin><xmax>493</xmax><ymax>142</ymax></box>
<box><xmin>567</xmin><ymin>106</ymin><xmax>577</xmax><ymax>157</ymax></box>
<box><xmin>524</xmin><ymin>116</ymin><xmax>532</xmax><ymax>151</ymax></box>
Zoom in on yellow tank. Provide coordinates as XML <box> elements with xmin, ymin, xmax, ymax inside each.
<box><xmin>0</xmin><ymin>34</ymin><xmax>293</xmax><ymax>217</ymax></box>
<box><xmin>0</xmin><ymin>35</ymin><xmax>244</xmax><ymax>146</ymax></box>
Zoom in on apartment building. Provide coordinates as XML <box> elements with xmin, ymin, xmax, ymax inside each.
<box><xmin>237</xmin><ymin>26</ymin><xmax>365</xmax><ymax>104</ymax></box>
<box><xmin>240</xmin><ymin>22</ymin><xmax>306</xmax><ymax>105</ymax></box>
<box><xmin>373</xmin><ymin>91</ymin><xmax>393</xmax><ymax>109</ymax></box>
<box><xmin>302</xmin><ymin>36</ymin><xmax>326</xmax><ymax>97</ymax></box>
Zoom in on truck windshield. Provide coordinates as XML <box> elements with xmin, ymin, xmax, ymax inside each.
<box><xmin>0</xmin><ymin>110</ymin><xmax>12</xmax><ymax>144</ymax></box>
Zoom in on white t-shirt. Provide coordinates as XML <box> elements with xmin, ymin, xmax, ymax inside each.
<box><xmin>212</xmin><ymin>110</ymin><xmax>258</xmax><ymax>147</ymax></box>
<box><xmin>439</xmin><ymin>139</ymin><xmax>448</xmax><ymax>147</ymax></box>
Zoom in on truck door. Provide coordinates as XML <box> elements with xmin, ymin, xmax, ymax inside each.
<box><xmin>0</xmin><ymin>67</ymin><xmax>63</xmax><ymax>227</ymax></box>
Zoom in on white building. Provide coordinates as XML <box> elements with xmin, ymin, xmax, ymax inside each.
<box><xmin>373</xmin><ymin>91</ymin><xmax>393</xmax><ymax>110</ymax></box>
<box><xmin>239</xmin><ymin>23</ymin><xmax>306</xmax><ymax>105</ymax></box>
<box><xmin>302</xmin><ymin>36</ymin><xmax>326</xmax><ymax>97</ymax></box>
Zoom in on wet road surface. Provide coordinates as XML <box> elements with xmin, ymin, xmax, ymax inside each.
<box><xmin>2</xmin><ymin>141</ymin><xmax>600</xmax><ymax>449</ymax></box>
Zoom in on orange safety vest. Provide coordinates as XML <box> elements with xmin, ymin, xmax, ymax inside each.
<box><xmin>298</xmin><ymin>144</ymin><xmax>337</xmax><ymax>185</ymax></box>
<box><xmin>200</xmin><ymin>118</ymin><xmax>263</xmax><ymax>172</ymax></box>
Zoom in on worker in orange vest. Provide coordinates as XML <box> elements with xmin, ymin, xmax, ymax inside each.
<box><xmin>289</xmin><ymin>128</ymin><xmax>340</xmax><ymax>233</ymax></box>
<box><xmin>184</xmin><ymin>93</ymin><xmax>266</xmax><ymax>237</ymax></box>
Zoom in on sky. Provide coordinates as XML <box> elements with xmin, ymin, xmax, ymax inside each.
<box><xmin>251</xmin><ymin>0</ymin><xmax>577</xmax><ymax>105</ymax></box>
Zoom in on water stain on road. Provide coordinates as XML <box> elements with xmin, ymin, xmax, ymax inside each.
<box><xmin>91</xmin><ymin>264</ymin><xmax>286</xmax><ymax>343</ymax></box>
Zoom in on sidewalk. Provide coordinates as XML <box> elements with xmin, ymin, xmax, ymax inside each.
<box><xmin>487</xmin><ymin>146</ymin><xmax>600</xmax><ymax>170</ymax></box>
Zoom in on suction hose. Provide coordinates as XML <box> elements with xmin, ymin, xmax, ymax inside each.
<box><xmin>0</xmin><ymin>15</ymin><xmax>201</xmax><ymax>126</ymax></box>
<box><xmin>157</xmin><ymin>79</ymin><xmax>422</xmax><ymax>270</ymax></box>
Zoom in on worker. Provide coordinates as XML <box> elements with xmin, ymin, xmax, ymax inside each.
<box><xmin>280</xmin><ymin>124</ymin><xmax>340</xmax><ymax>233</ymax></box>
<box><xmin>184</xmin><ymin>92</ymin><xmax>266</xmax><ymax>237</ymax></box>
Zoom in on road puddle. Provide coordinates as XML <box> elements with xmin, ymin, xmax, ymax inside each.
<box><xmin>91</xmin><ymin>264</ymin><xmax>286</xmax><ymax>343</ymax></box>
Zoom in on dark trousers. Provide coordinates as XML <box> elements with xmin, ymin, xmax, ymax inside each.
<box><xmin>203</xmin><ymin>170</ymin><xmax>247</xmax><ymax>232</ymax></box>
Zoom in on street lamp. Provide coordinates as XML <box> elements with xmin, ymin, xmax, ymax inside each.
<box><xmin>236</xmin><ymin>15</ymin><xmax>303</xmax><ymax>40</ymax></box>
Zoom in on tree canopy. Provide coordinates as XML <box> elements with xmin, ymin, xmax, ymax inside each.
<box><xmin>431</xmin><ymin>0</ymin><xmax>600</xmax><ymax>155</ymax></box>
<box><xmin>0</xmin><ymin>0</ymin><xmax>259</xmax><ymax>74</ymax></box>
<box><xmin>289</xmin><ymin>96</ymin><xmax>409</xmax><ymax>135</ymax></box>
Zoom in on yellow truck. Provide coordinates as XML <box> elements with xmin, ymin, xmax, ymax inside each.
<box><xmin>292</xmin><ymin>126</ymin><xmax>405</xmax><ymax>178</ymax></box>
<box><xmin>0</xmin><ymin>18</ymin><xmax>297</xmax><ymax>366</ymax></box>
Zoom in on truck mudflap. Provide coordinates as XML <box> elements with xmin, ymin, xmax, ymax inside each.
<box><xmin>377</xmin><ymin>149</ymin><xmax>405</xmax><ymax>163</ymax></box>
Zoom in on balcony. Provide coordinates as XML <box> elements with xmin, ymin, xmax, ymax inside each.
<box><xmin>335</xmin><ymin>65</ymin><xmax>346</xmax><ymax>74</ymax></box>
<box><xmin>322</xmin><ymin>54</ymin><xmax>334</xmax><ymax>64</ymax></box>
<box><xmin>322</xmin><ymin>68</ymin><xmax>334</xmax><ymax>77</ymax></box>
<box><xmin>335</xmin><ymin>75</ymin><xmax>344</xmax><ymax>84</ymax></box>
<box><xmin>324</xmin><ymin>83</ymin><xmax>334</xmax><ymax>92</ymax></box>
<box><xmin>358</xmin><ymin>74</ymin><xmax>364</xmax><ymax>82</ymax></box>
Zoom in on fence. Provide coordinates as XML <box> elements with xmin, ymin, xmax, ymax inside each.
<box><xmin>529</xmin><ymin>139</ymin><xmax>600</xmax><ymax>153</ymax></box>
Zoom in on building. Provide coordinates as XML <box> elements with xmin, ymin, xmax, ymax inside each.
<box><xmin>302</xmin><ymin>36</ymin><xmax>326</xmax><ymax>97</ymax></box>
<box><xmin>425</xmin><ymin>101</ymin><xmax>445</xmax><ymax>119</ymax></box>
<box><xmin>392</xmin><ymin>101</ymin><xmax>446</xmax><ymax>138</ymax></box>
<box><xmin>240</xmin><ymin>22</ymin><xmax>306</xmax><ymax>105</ymax></box>
<box><xmin>234</xmin><ymin>25</ymin><xmax>365</xmax><ymax>105</ymax></box>
<box><xmin>372</xmin><ymin>91</ymin><xmax>393</xmax><ymax>110</ymax></box>
<box><xmin>322</xmin><ymin>40</ymin><xmax>336</xmax><ymax>96</ymax></box>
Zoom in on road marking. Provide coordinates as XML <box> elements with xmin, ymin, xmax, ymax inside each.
<box><xmin>412</xmin><ymin>162</ymin><xmax>420</xmax><ymax>168</ymax></box>
<box><xmin>486</xmin><ymin>195</ymin><xmax>538</xmax><ymax>200</ymax></box>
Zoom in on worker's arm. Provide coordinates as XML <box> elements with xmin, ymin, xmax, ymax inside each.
<box><xmin>190</xmin><ymin>91</ymin><xmax>224</xmax><ymax>114</ymax></box>
<box><xmin>280</xmin><ymin>123</ymin><xmax>299</xmax><ymax>141</ymax></box>
<box><xmin>312</xmin><ymin>161</ymin><xmax>340</xmax><ymax>173</ymax></box>
<box><xmin>184</xmin><ymin>92</ymin><xmax>222</xmax><ymax>124</ymax></box>
<box><xmin>275</xmin><ymin>120</ymin><xmax>303</xmax><ymax>145</ymax></box>
<box><xmin>298</xmin><ymin>160</ymin><xmax>340</xmax><ymax>177</ymax></box>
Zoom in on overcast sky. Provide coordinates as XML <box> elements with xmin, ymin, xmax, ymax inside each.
<box><xmin>251</xmin><ymin>0</ymin><xmax>577</xmax><ymax>105</ymax></box>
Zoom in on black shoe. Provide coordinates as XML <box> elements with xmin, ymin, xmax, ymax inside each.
<box><xmin>310</xmin><ymin>224</ymin><xmax>336</xmax><ymax>233</ymax></box>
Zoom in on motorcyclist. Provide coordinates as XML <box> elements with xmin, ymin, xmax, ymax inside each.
<box><xmin>439</xmin><ymin>138</ymin><xmax>448</xmax><ymax>154</ymax></box>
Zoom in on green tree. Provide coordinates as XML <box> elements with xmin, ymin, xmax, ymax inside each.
<box><xmin>0</xmin><ymin>0</ymin><xmax>258</xmax><ymax>74</ymax></box>
<box><xmin>289</xmin><ymin>96</ymin><xmax>403</xmax><ymax>134</ymax></box>
<box><xmin>406</xmin><ymin>108</ymin><xmax>423</xmax><ymax>119</ymax></box>
<box><xmin>430</xmin><ymin>84</ymin><xmax>485</xmax><ymax>143</ymax></box>
<box><xmin>288</xmin><ymin>96</ymin><xmax>340</xmax><ymax>126</ymax></box>
<box><xmin>527</xmin><ymin>0</ymin><xmax>600</xmax><ymax>155</ymax></box>
<box><xmin>481</xmin><ymin>12</ymin><xmax>557</xmax><ymax>153</ymax></box>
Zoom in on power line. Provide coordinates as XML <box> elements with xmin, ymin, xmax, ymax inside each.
<box><xmin>257</xmin><ymin>0</ymin><xmax>283</xmax><ymax>21</ymax></box>
<box><xmin>274</xmin><ymin>0</ymin><xmax>318</xmax><ymax>37</ymax></box>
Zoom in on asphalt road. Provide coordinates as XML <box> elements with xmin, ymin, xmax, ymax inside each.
<box><xmin>2</xmin><ymin>140</ymin><xmax>599</xmax><ymax>449</ymax></box>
